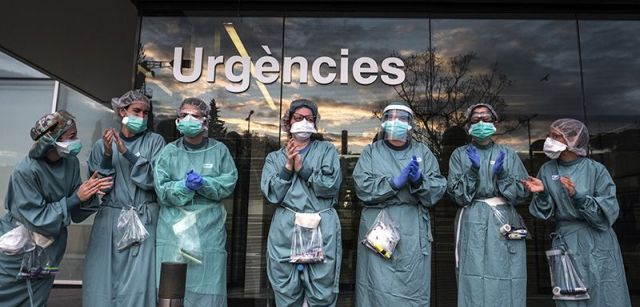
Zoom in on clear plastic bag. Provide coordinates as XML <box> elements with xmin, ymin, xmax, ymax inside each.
<box><xmin>172</xmin><ymin>210</ymin><xmax>202</xmax><ymax>264</ymax></box>
<box><xmin>0</xmin><ymin>224</ymin><xmax>35</xmax><ymax>255</ymax></box>
<box><xmin>362</xmin><ymin>209</ymin><xmax>400</xmax><ymax>260</ymax></box>
<box><xmin>489</xmin><ymin>204</ymin><xmax>528</xmax><ymax>240</ymax></box>
<box><xmin>116</xmin><ymin>207</ymin><xmax>150</xmax><ymax>251</ymax></box>
<box><xmin>17</xmin><ymin>246</ymin><xmax>58</xmax><ymax>279</ymax></box>
<box><xmin>290</xmin><ymin>212</ymin><xmax>325</xmax><ymax>263</ymax></box>
<box><xmin>546</xmin><ymin>246</ymin><xmax>590</xmax><ymax>300</ymax></box>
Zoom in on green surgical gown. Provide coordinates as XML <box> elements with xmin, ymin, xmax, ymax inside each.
<box><xmin>353</xmin><ymin>140</ymin><xmax>446</xmax><ymax>307</ymax></box>
<box><xmin>82</xmin><ymin>131</ymin><xmax>166</xmax><ymax>307</ymax></box>
<box><xmin>154</xmin><ymin>138</ymin><xmax>237</xmax><ymax>307</ymax></box>
<box><xmin>260</xmin><ymin>140</ymin><xmax>343</xmax><ymax>307</ymax></box>
<box><xmin>529</xmin><ymin>157</ymin><xmax>631</xmax><ymax>306</ymax></box>
<box><xmin>0</xmin><ymin>155</ymin><xmax>97</xmax><ymax>307</ymax></box>
<box><xmin>447</xmin><ymin>141</ymin><xmax>529</xmax><ymax>307</ymax></box>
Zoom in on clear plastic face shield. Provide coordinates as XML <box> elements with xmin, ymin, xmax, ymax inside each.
<box><xmin>381</xmin><ymin>109</ymin><xmax>413</xmax><ymax>142</ymax></box>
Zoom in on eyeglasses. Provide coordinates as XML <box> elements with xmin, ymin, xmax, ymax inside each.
<box><xmin>469</xmin><ymin>113</ymin><xmax>494</xmax><ymax>124</ymax></box>
<box><xmin>292</xmin><ymin>113</ymin><xmax>315</xmax><ymax>122</ymax></box>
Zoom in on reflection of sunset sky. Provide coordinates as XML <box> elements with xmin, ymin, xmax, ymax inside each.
<box><xmin>141</xmin><ymin>17</ymin><xmax>640</xmax><ymax>154</ymax></box>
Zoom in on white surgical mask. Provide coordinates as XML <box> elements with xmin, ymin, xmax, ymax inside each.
<box><xmin>543</xmin><ymin>137</ymin><xmax>567</xmax><ymax>159</ymax></box>
<box><xmin>290</xmin><ymin>119</ymin><xmax>316</xmax><ymax>141</ymax></box>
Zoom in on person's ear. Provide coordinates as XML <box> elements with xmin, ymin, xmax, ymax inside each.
<box><xmin>119</xmin><ymin>107</ymin><xmax>127</xmax><ymax>118</ymax></box>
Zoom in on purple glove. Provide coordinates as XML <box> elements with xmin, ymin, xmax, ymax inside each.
<box><xmin>492</xmin><ymin>150</ymin><xmax>506</xmax><ymax>175</ymax></box>
<box><xmin>466</xmin><ymin>146</ymin><xmax>481</xmax><ymax>169</ymax></box>
<box><xmin>185</xmin><ymin>169</ymin><xmax>204</xmax><ymax>191</ymax></box>
<box><xmin>408</xmin><ymin>155</ymin><xmax>421</xmax><ymax>183</ymax></box>
<box><xmin>393</xmin><ymin>163</ymin><xmax>412</xmax><ymax>188</ymax></box>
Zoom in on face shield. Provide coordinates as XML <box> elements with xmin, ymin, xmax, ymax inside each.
<box><xmin>381</xmin><ymin>109</ymin><xmax>413</xmax><ymax>142</ymax></box>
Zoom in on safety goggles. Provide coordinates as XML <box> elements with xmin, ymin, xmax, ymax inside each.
<box><xmin>469</xmin><ymin>112</ymin><xmax>495</xmax><ymax>124</ymax></box>
<box><xmin>178</xmin><ymin>112</ymin><xmax>205</xmax><ymax>121</ymax></box>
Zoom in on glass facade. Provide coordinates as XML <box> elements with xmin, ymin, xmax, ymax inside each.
<box><xmin>136</xmin><ymin>16</ymin><xmax>640</xmax><ymax>306</ymax></box>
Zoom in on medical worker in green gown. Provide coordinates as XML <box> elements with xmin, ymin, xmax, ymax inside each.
<box><xmin>0</xmin><ymin>111</ymin><xmax>112</xmax><ymax>306</ymax></box>
<box><xmin>523</xmin><ymin>118</ymin><xmax>631</xmax><ymax>307</ymax></box>
<box><xmin>82</xmin><ymin>90</ymin><xmax>166</xmax><ymax>307</ymax></box>
<box><xmin>447</xmin><ymin>103</ymin><xmax>529</xmax><ymax>307</ymax></box>
<box><xmin>154</xmin><ymin>97</ymin><xmax>238</xmax><ymax>306</ymax></box>
<box><xmin>353</xmin><ymin>101</ymin><xmax>446</xmax><ymax>307</ymax></box>
<box><xmin>261</xmin><ymin>99</ymin><xmax>343</xmax><ymax>307</ymax></box>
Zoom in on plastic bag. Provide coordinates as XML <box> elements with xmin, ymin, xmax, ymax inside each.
<box><xmin>0</xmin><ymin>224</ymin><xmax>35</xmax><ymax>255</ymax></box>
<box><xmin>546</xmin><ymin>246</ymin><xmax>590</xmax><ymax>300</ymax></box>
<box><xmin>489</xmin><ymin>204</ymin><xmax>528</xmax><ymax>240</ymax></box>
<box><xmin>116</xmin><ymin>207</ymin><xmax>149</xmax><ymax>251</ymax></box>
<box><xmin>362</xmin><ymin>210</ymin><xmax>400</xmax><ymax>259</ymax></box>
<box><xmin>17</xmin><ymin>246</ymin><xmax>58</xmax><ymax>279</ymax></box>
<box><xmin>172</xmin><ymin>210</ymin><xmax>202</xmax><ymax>264</ymax></box>
<box><xmin>290</xmin><ymin>212</ymin><xmax>325</xmax><ymax>263</ymax></box>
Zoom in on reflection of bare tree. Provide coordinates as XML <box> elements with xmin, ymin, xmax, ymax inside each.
<box><xmin>388</xmin><ymin>49</ymin><xmax>512</xmax><ymax>156</ymax></box>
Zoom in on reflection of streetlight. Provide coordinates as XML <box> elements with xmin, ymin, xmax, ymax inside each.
<box><xmin>245</xmin><ymin>110</ymin><xmax>255</xmax><ymax>134</ymax></box>
<box><xmin>521</xmin><ymin>113</ymin><xmax>539</xmax><ymax>172</ymax></box>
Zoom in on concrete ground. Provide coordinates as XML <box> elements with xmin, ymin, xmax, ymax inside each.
<box><xmin>48</xmin><ymin>287</ymin><xmax>639</xmax><ymax>307</ymax></box>
<box><xmin>48</xmin><ymin>288</ymin><xmax>81</xmax><ymax>307</ymax></box>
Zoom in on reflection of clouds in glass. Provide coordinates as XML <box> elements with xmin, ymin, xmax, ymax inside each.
<box><xmin>281</xmin><ymin>97</ymin><xmax>383</xmax><ymax>137</ymax></box>
<box><xmin>140</xmin><ymin>16</ymin><xmax>640</xmax><ymax>153</ymax></box>
<box><xmin>225</xmin><ymin>117</ymin><xmax>279</xmax><ymax>135</ymax></box>
<box><xmin>141</xmin><ymin>17</ymin><xmax>284</xmax><ymax>137</ymax></box>
<box><xmin>433</xmin><ymin>19</ymin><xmax>583</xmax><ymax>124</ymax></box>
<box><xmin>581</xmin><ymin>21</ymin><xmax>640</xmax><ymax>117</ymax></box>
<box><xmin>321</xmin><ymin>131</ymin><xmax>377</xmax><ymax>153</ymax></box>
<box><xmin>281</xmin><ymin>18</ymin><xmax>428</xmax><ymax>153</ymax></box>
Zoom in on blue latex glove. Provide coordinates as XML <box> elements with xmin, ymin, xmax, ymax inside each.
<box><xmin>185</xmin><ymin>169</ymin><xmax>204</xmax><ymax>191</ymax></box>
<box><xmin>393</xmin><ymin>163</ymin><xmax>412</xmax><ymax>188</ymax></box>
<box><xmin>466</xmin><ymin>146</ymin><xmax>481</xmax><ymax>169</ymax></box>
<box><xmin>492</xmin><ymin>150</ymin><xmax>506</xmax><ymax>175</ymax></box>
<box><xmin>408</xmin><ymin>155</ymin><xmax>421</xmax><ymax>183</ymax></box>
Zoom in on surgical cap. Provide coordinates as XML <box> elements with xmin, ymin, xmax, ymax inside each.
<box><xmin>465</xmin><ymin>103</ymin><xmax>499</xmax><ymax>122</ymax></box>
<box><xmin>282</xmin><ymin>99</ymin><xmax>319</xmax><ymax>133</ymax></box>
<box><xmin>111</xmin><ymin>90</ymin><xmax>151</xmax><ymax>112</ymax></box>
<box><xmin>288</xmin><ymin>99</ymin><xmax>318</xmax><ymax>119</ymax></box>
<box><xmin>30</xmin><ymin>110</ymin><xmax>76</xmax><ymax>141</ymax></box>
<box><xmin>550</xmin><ymin>118</ymin><xmax>589</xmax><ymax>156</ymax></box>
<box><xmin>179</xmin><ymin>97</ymin><xmax>210</xmax><ymax>116</ymax></box>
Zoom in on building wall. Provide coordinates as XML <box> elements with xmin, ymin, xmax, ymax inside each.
<box><xmin>0</xmin><ymin>0</ymin><xmax>139</xmax><ymax>102</ymax></box>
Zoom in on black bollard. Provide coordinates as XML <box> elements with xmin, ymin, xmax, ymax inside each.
<box><xmin>158</xmin><ymin>262</ymin><xmax>187</xmax><ymax>307</ymax></box>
